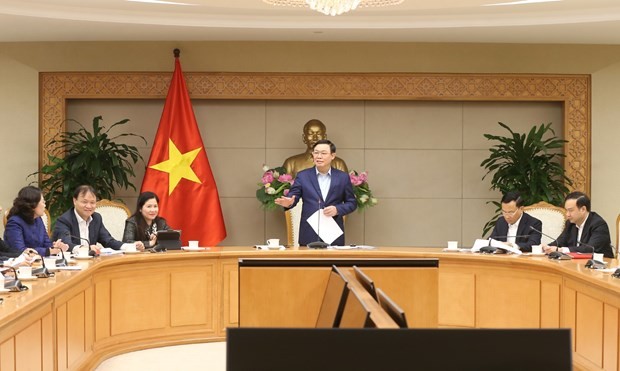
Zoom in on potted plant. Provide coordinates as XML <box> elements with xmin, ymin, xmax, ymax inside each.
<box><xmin>32</xmin><ymin>116</ymin><xmax>146</xmax><ymax>219</ymax></box>
<box><xmin>480</xmin><ymin>122</ymin><xmax>572</xmax><ymax>235</ymax></box>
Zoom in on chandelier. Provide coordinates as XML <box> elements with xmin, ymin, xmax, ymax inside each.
<box><xmin>263</xmin><ymin>0</ymin><xmax>404</xmax><ymax>16</ymax></box>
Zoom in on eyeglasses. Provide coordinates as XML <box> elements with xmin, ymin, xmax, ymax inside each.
<box><xmin>312</xmin><ymin>151</ymin><xmax>331</xmax><ymax>157</ymax></box>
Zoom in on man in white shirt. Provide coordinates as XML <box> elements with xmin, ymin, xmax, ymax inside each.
<box><xmin>543</xmin><ymin>191</ymin><xmax>613</xmax><ymax>258</ymax></box>
<box><xmin>489</xmin><ymin>191</ymin><xmax>542</xmax><ymax>252</ymax></box>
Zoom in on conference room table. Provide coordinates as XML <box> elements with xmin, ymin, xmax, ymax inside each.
<box><xmin>0</xmin><ymin>246</ymin><xmax>619</xmax><ymax>371</ymax></box>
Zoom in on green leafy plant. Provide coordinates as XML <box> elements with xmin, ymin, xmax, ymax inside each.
<box><xmin>481</xmin><ymin>122</ymin><xmax>572</xmax><ymax>236</ymax></box>
<box><xmin>32</xmin><ymin>116</ymin><xmax>146</xmax><ymax>219</ymax></box>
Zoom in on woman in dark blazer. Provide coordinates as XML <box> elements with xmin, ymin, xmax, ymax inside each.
<box><xmin>123</xmin><ymin>191</ymin><xmax>170</xmax><ymax>251</ymax></box>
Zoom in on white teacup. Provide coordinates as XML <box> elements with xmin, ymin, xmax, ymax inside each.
<box><xmin>447</xmin><ymin>241</ymin><xmax>458</xmax><ymax>250</ymax></box>
<box><xmin>266</xmin><ymin>239</ymin><xmax>280</xmax><ymax>247</ymax></box>
<box><xmin>531</xmin><ymin>245</ymin><xmax>543</xmax><ymax>254</ymax></box>
<box><xmin>77</xmin><ymin>246</ymin><xmax>90</xmax><ymax>257</ymax></box>
<box><xmin>593</xmin><ymin>253</ymin><xmax>604</xmax><ymax>262</ymax></box>
<box><xmin>44</xmin><ymin>258</ymin><xmax>57</xmax><ymax>268</ymax></box>
<box><xmin>17</xmin><ymin>266</ymin><xmax>32</xmax><ymax>278</ymax></box>
<box><xmin>188</xmin><ymin>240</ymin><xmax>199</xmax><ymax>249</ymax></box>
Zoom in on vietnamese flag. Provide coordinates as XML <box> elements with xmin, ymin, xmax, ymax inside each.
<box><xmin>141</xmin><ymin>49</ymin><xmax>226</xmax><ymax>246</ymax></box>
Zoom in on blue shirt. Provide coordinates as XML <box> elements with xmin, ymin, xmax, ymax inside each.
<box><xmin>315</xmin><ymin>167</ymin><xmax>332</xmax><ymax>202</ymax></box>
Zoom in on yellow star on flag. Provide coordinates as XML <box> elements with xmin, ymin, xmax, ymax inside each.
<box><xmin>149</xmin><ymin>139</ymin><xmax>202</xmax><ymax>195</ymax></box>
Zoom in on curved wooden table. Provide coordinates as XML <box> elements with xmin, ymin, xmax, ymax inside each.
<box><xmin>0</xmin><ymin>247</ymin><xmax>618</xmax><ymax>370</ymax></box>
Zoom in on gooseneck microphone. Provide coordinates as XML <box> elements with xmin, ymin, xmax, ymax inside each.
<box><xmin>63</xmin><ymin>231</ymin><xmax>94</xmax><ymax>257</ymax></box>
<box><xmin>32</xmin><ymin>254</ymin><xmax>54</xmax><ymax>278</ymax></box>
<box><xmin>307</xmin><ymin>199</ymin><xmax>328</xmax><ymax>249</ymax></box>
<box><xmin>529</xmin><ymin>226</ymin><xmax>570</xmax><ymax>260</ymax></box>
<box><xmin>2</xmin><ymin>266</ymin><xmax>28</xmax><ymax>292</ymax></box>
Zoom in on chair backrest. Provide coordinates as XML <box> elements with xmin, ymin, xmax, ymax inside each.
<box><xmin>4</xmin><ymin>209</ymin><xmax>51</xmax><ymax>237</ymax></box>
<box><xmin>353</xmin><ymin>266</ymin><xmax>377</xmax><ymax>300</ymax></box>
<box><xmin>523</xmin><ymin>201</ymin><xmax>567</xmax><ymax>245</ymax></box>
<box><xmin>376</xmin><ymin>287</ymin><xmax>408</xmax><ymax>328</ymax></box>
<box><xmin>95</xmin><ymin>199</ymin><xmax>131</xmax><ymax>241</ymax></box>
<box><xmin>285</xmin><ymin>198</ymin><xmax>304</xmax><ymax>247</ymax></box>
<box><xmin>315</xmin><ymin>265</ymin><xmax>349</xmax><ymax>328</ymax></box>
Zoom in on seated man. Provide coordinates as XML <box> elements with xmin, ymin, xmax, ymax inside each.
<box><xmin>490</xmin><ymin>191</ymin><xmax>542</xmax><ymax>252</ymax></box>
<box><xmin>543</xmin><ymin>191</ymin><xmax>613</xmax><ymax>258</ymax></box>
<box><xmin>52</xmin><ymin>185</ymin><xmax>123</xmax><ymax>254</ymax></box>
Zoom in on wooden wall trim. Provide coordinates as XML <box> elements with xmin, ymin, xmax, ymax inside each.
<box><xmin>39</xmin><ymin>72</ymin><xmax>591</xmax><ymax>192</ymax></box>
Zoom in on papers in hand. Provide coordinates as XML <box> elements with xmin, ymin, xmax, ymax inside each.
<box><xmin>307</xmin><ymin>210</ymin><xmax>343</xmax><ymax>245</ymax></box>
<box><xmin>471</xmin><ymin>238</ymin><xmax>522</xmax><ymax>255</ymax></box>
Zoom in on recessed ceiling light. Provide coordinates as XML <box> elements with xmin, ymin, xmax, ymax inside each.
<box><xmin>484</xmin><ymin>0</ymin><xmax>561</xmax><ymax>6</ymax></box>
<box><xmin>127</xmin><ymin>0</ymin><xmax>196</xmax><ymax>5</ymax></box>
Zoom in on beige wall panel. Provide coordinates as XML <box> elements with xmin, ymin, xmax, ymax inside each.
<box><xmin>462</xmin><ymin>198</ymin><xmax>498</xmax><ymax>242</ymax></box>
<box><xmin>208</xmin><ymin>148</ymin><xmax>265</xmax><ymax>198</ymax></box>
<box><xmin>364</xmin><ymin>198</ymin><xmax>462</xmax><ymax>246</ymax></box>
<box><xmin>438</xmin><ymin>271</ymin><xmax>475</xmax><ymax>327</ymax></box>
<box><xmin>476</xmin><ymin>275</ymin><xmax>540</xmax><ymax>328</ymax></box>
<box><xmin>462</xmin><ymin>101</ymin><xmax>563</xmax><ymax>149</ymax></box>
<box><xmin>575</xmin><ymin>292</ymin><xmax>604</xmax><ymax>368</ymax></box>
<box><xmin>540</xmin><ymin>281</ymin><xmax>561</xmax><ymax>328</ymax></box>
<box><xmin>365</xmin><ymin>101</ymin><xmax>463</xmax><ymax>149</ymax></box>
<box><xmin>265</xmin><ymin>100</ymin><xmax>365</xmax><ymax>149</ymax></box>
<box><xmin>343</xmin><ymin>211</ymin><xmax>365</xmax><ymax>246</ymax></box>
<box><xmin>366</xmin><ymin>150</ymin><xmax>462</xmax><ymax>198</ymax></box>
<box><xmin>592</xmin><ymin>62</ymin><xmax>620</xmax><ymax>243</ymax></box>
<box><xmin>462</xmin><ymin>150</ymin><xmax>498</xmax><ymax>199</ymax></box>
<box><xmin>603</xmin><ymin>304</ymin><xmax>618</xmax><ymax>371</ymax></box>
<box><xmin>15</xmin><ymin>320</ymin><xmax>42</xmax><ymax>371</ymax></box>
<box><xmin>67</xmin><ymin>292</ymin><xmax>86</xmax><ymax>368</ymax></box>
<box><xmin>220</xmin><ymin>198</ymin><xmax>265</xmax><ymax>246</ymax></box>
<box><xmin>194</xmin><ymin>100</ymin><xmax>266</xmax><ymax>148</ymax></box>
<box><xmin>110</xmin><ymin>274</ymin><xmax>168</xmax><ymax>335</ymax></box>
<box><xmin>0</xmin><ymin>55</ymin><xmax>38</xmax><ymax>232</ymax></box>
<box><xmin>170</xmin><ymin>269</ymin><xmax>212</xmax><ymax>327</ymax></box>
<box><xmin>0</xmin><ymin>338</ymin><xmax>15</xmax><ymax>371</ymax></box>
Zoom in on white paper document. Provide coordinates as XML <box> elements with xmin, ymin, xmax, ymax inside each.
<box><xmin>470</xmin><ymin>238</ymin><xmax>522</xmax><ymax>255</ymax></box>
<box><xmin>307</xmin><ymin>210</ymin><xmax>343</xmax><ymax>245</ymax></box>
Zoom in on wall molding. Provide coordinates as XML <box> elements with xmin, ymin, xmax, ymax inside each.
<box><xmin>40</xmin><ymin>72</ymin><xmax>590</xmax><ymax>192</ymax></box>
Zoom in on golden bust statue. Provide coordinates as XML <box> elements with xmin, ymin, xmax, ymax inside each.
<box><xmin>282</xmin><ymin>119</ymin><xmax>348</xmax><ymax>178</ymax></box>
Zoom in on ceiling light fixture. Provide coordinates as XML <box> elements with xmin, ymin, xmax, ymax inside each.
<box><xmin>263</xmin><ymin>0</ymin><xmax>404</xmax><ymax>16</ymax></box>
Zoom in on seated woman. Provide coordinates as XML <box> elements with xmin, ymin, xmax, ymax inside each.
<box><xmin>4</xmin><ymin>186</ymin><xmax>68</xmax><ymax>257</ymax></box>
<box><xmin>123</xmin><ymin>191</ymin><xmax>170</xmax><ymax>251</ymax></box>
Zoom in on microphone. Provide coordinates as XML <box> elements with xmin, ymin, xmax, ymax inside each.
<box><xmin>529</xmin><ymin>226</ymin><xmax>571</xmax><ymax>260</ymax></box>
<box><xmin>307</xmin><ymin>199</ymin><xmax>328</xmax><ymax>249</ymax></box>
<box><xmin>479</xmin><ymin>235</ymin><xmax>530</xmax><ymax>254</ymax></box>
<box><xmin>32</xmin><ymin>254</ymin><xmax>54</xmax><ymax>278</ymax></box>
<box><xmin>2</xmin><ymin>266</ymin><xmax>28</xmax><ymax>292</ymax></box>
<box><xmin>63</xmin><ymin>231</ymin><xmax>96</xmax><ymax>257</ymax></box>
<box><xmin>612</xmin><ymin>268</ymin><xmax>620</xmax><ymax>278</ymax></box>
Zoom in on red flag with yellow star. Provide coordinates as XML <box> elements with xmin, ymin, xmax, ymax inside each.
<box><xmin>141</xmin><ymin>50</ymin><xmax>226</xmax><ymax>246</ymax></box>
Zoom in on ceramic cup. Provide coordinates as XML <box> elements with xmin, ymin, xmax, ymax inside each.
<box><xmin>266</xmin><ymin>239</ymin><xmax>280</xmax><ymax>247</ymax></box>
<box><xmin>447</xmin><ymin>241</ymin><xmax>458</xmax><ymax>250</ymax></box>
<box><xmin>189</xmin><ymin>240</ymin><xmax>199</xmax><ymax>248</ymax></box>
<box><xmin>17</xmin><ymin>266</ymin><xmax>32</xmax><ymax>278</ymax></box>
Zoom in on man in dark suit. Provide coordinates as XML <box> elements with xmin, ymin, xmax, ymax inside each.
<box><xmin>543</xmin><ymin>191</ymin><xmax>613</xmax><ymax>258</ymax></box>
<box><xmin>275</xmin><ymin>139</ymin><xmax>357</xmax><ymax>246</ymax></box>
<box><xmin>490</xmin><ymin>191</ymin><xmax>542</xmax><ymax>252</ymax></box>
<box><xmin>52</xmin><ymin>185</ymin><xmax>123</xmax><ymax>254</ymax></box>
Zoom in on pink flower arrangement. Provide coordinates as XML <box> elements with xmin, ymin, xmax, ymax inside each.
<box><xmin>256</xmin><ymin>165</ymin><xmax>377</xmax><ymax>212</ymax></box>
